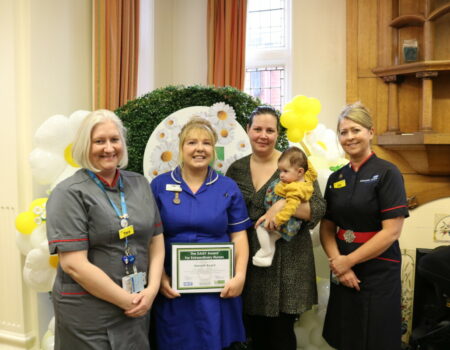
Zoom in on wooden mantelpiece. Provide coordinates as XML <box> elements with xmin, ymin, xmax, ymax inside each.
<box><xmin>377</xmin><ymin>133</ymin><xmax>450</xmax><ymax>175</ymax></box>
<box><xmin>373</xmin><ymin>60</ymin><xmax>450</xmax><ymax>77</ymax></box>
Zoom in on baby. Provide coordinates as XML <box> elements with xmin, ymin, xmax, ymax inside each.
<box><xmin>253</xmin><ymin>146</ymin><xmax>317</xmax><ymax>267</ymax></box>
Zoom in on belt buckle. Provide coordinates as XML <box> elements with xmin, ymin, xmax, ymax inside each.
<box><xmin>343</xmin><ymin>229</ymin><xmax>355</xmax><ymax>243</ymax></box>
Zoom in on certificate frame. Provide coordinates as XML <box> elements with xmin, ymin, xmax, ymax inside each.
<box><xmin>171</xmin><ymin>242</ymin><xmax>234</xmax><ymax>293</ymax></box>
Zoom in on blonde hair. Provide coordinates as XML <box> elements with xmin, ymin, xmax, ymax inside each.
<box><xmin>72</xmin><ymin>109</ymin><xmax>128</xmax><ymax>172</ymax></box>
<box><xmin>338</xmin><ymin>102</ymin><xmax>373</xmax><ymax>131</ymax></box>
<box><xmin>178</xmin><ymin>117</ymin><xmax>218</xmax><ymax>166</ymax></box>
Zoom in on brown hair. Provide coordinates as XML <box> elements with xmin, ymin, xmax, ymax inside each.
<box><xmin>278</xmin><ymin>146</ymin><xmax>308</xmax><ymax>171</ymax></box>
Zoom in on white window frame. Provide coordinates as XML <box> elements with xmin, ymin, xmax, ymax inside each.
<box><xmin>245</xmin><ymin>0</ymin><xmax>292</xmax><ymax>107</ymax></box>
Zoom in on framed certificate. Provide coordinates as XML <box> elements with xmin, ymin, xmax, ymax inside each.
<box><xmin>171</xmin><ymin>242</ymin><xmax>234</xmax><ymax>293</ymax></box>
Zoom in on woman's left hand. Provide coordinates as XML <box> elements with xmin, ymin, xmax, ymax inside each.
<box><xmin>124</xmin><ymin>288</ymin><xmax>157</xmax><ymax>318</ymax></box>
<box><xmin>329</xmin><ymin>254</ymin><xmax>354</xmax><ymax>276</ymax></box>
<box><xmin>220</xmin><ymin>273</ymin><xmax>245</xmax><ymax>298</ymax></box>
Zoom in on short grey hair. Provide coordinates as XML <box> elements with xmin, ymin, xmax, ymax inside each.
<box><xmin>72</xmin><ymin>109</ymin><xmax>128</xmax><ymax>172</ymax></box>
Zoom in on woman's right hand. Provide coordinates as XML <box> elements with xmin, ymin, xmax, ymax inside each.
<box><xmin>338</xmin><ymin>269</ymin><xmax>361</xmax><ymax>291</ymax></box>
<box><xmin>159</xmin><ymin>270</ymin><xmax>181</xmax><ymax>299</ymax></box>
<box><xmin>257</xmin><ymin>200</ymin><xmax>285</xmax><ymax>230</ymax></box>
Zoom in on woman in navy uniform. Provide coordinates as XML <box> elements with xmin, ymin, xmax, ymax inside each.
<box><xmin>150</xmin><ymin>117</ymin><xmax>251</xmax><ymax>350</ymax></box>
<box><xmin>320</xmin><ymin>102</ymin><xmax>409</xmax><ymax>350</ymax></box>
<box><xmin>46</xmin><ymin>110</ymin><xmax>165</xmax><ymax>349</ymax></box>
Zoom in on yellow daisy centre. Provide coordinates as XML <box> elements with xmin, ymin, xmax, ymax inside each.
<box><xmin>159</xmin><ymin>132</ymin><xmax>165</xmax><ymax>138</ymax></box>
<box><xmin>220</xmin><ymin>129</ymin><xmax>228</xmax><ymax>138</ymax></box>
<box><xmin>161</xmin><ymin>151</ymin><xmax>173</xmax><ymax>162</ymax></box>
<box><xmin>218</xmin><ymin>111</ymin><xmax>228</xmax><ymax>120</ymax></box>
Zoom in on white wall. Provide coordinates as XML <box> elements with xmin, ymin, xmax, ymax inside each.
<box><xmin>292</xmin><ymin>0</ymin><xmax>347</xmax><ymax>130</ymax></box>
<box><xmin>154</xmin><ymin>0</ymin><xmax>208</xmax><ymax>88</ymax></box>
<box><xmin>153</xmin><ymin>0</ymin><xmax>347</xmax><ymax>130</ymax></box>
<box><xmin>0</xmin><ymin>0</ymin><xmax>92</xmax><ymax>348</ymax></box>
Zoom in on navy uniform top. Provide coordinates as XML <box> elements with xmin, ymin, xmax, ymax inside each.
<box><xmin>151</xmin><ymin>166</ymin><xmax>252</xmax><ymax>273</ymax></box>
<box><xmin>324</xmin><ymin>153</ymin><xmax>409</xmax><ymax>262</ymax></box>
<box><xmin>46</xmin><ymin>169</ymin><xmax>163</xmax><ymax>330</ymax></box>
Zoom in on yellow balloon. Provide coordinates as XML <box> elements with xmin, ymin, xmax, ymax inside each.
<box><xmin>300</xmin><ymin>113</ymin><xmax>319</xmax><ymax>131</ymax></box>
<box><xmin>28</xmin><ymin>197</ymin><xmax>48</xmax><ymax>214</ymax></box>
<box><xmin>15</xmin><ymin>211</ymin><xmax>38</xmax><ymax>235</ymax></box>
<box><xmin>308</xmin><ymin>97</ymin><xmax>322</xmax><ymax>115</ymax></box>
<box><xmin>286</xmin><ymin>128</ymin><xmax>305</xmax><ymax>143</ymax></box>
<box><xmin>291</xmin><ymin>95</ymin><xmax>309</xmax><ymax>115</ymax></box>
<box><xmin>280</xmin><ymin>111</ymin><xmax>299</xmax><ymax>129</ymax></box>
<box><xmin>49</xmin><ymin>255</ymin><xmax>59</xmax><ymax>268</ymax></box>
<box><xmin>64</xmin><ymin>144</ymin><xmax>80</xmax><ymax>168</ymax></box>
<box><xmin>282</xmin><ymin>102</ymin><xmax>295</xmax><ymax>113</ymax></box>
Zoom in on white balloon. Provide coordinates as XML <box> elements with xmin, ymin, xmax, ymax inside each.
<box><xmin>50</xmin><ymin>165</ymin><xmax>80</xmax><ymax>190</ymax></box>
<box><xmin>29</xmin><ymin>148</ymin><xmax>66</xmax><ymax>184</ymax></box>
<box><xmin>23</xmin><ymin>246</ymin><xmax>55</xmax><ymax>292</ymax></box>
<box><xmin>298</xmin><ymin>309</ymin><xmax>319</xmax><ymax>329</ymax></box>
<box><xmin>317</xmin><ymin>169</ymin><xmax>332</xmax><ymax>194</ymax></box>
<box><xmin>69</xmin><ymin>110</ymin><xmax>90</xmax><ymax>139</ymax></box>
<box><xmin>310</xmin><ymin>326</ymin><xmax>325</xmax><ymax>346</ymax></box>
<box><xmin>33</xmin><ymin>114</ymin><xmax>71</xmax><ymax>152</ymax></box>
<box><xmin>48</xmin><ymin>316</ymin><xmax>55</xmax><ymax>333</ymax></box>
<box><xmin>30</xmin><ymin>223</ymin><xmax>47</xmax><ymax>249</ymax></box>
<box><xmin>15</xmin><ymin>232</ymin><xmax>33</xmax><ymax>255</ymax></box>
<box><xmin>41</xmin><ymin>329</ymin><xmax>55</xmax><ymax>350</ymax></box>
<box><xmin>310</xmin><ymin>226</ymin><xmax>321</xmax><ymax>248</ymax></box>
<box><xmin>317</xmin><ymin>278</ymin><xmax>330</xmax><ymax>307</ymax></box>
<box><xmin>294</xmin><ymin>325</ymin><xmax>311</xmax><ymax>348</ymax></box>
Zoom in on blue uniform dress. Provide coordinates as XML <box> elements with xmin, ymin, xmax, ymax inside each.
<box><xmin>322</xmin><ymin>153</ymin><xmax>409</xmax><ymax>350</ymax></box>
<box><xmin>151</xmin><ymin>166</ymin><xmax>252</xmax><ymax>350</ymax></box>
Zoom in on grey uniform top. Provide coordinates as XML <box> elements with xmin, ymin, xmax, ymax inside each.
<box><xmin>47</xmin><ymin>169</ymin><xmax>163</xmax><ymax>332</ymax></box>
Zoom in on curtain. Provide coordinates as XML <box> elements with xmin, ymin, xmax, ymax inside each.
<box><xmin>207</xmin><ymin>0</ymin><xmax>247</xmax><ymax>90</ymax></box>
<box><xmin>93</xmin><ymin>0</ymin><xmax>140</xmax><ymax>110</ymax></box>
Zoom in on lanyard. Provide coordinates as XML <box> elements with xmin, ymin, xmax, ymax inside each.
<box><xmin>86</xmin><ymin>170</ymin><xmax>128</xmax><ymax>223</ymax></box>
<box><xmin>86</xmin><ymin>170</ymin><xmax>136</xmax><ymax>275</ymax></box>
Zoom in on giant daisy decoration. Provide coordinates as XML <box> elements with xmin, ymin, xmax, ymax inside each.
<box><xmin>143</xmin><ymin>105</ymin><xmax>251</xmax><ymax>180</ymax></box>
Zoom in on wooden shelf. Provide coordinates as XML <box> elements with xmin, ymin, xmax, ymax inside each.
<box><xmin>376</xmin><ymin>133</ymin><xmax>450</xmax><ymax>175</ymax></box>
<box><xmin>372</xmin><ymin>60</ymin><xmax>450</xmax><ymax>77</ymax></box>
<box><xmin>428</xmin><ymin>3</ymin><xmax>450</xmax><ymax>21</ymax></box>
<box><xmin>390</xmin><ymin>14</ymin><xmax>425</xmax><ymax>28</ymax></box>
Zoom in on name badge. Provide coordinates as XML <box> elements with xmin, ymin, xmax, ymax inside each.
<box><xmin>166</xmin><ymin>184</ymin><xmax>182</xmax><ymax>192</ymax></box>
<box><xmin>122</xmin><ymin>272</ymin><xmax>147</xmax><ymax>293</ymax></box>
<box><xmin>119</xmin><ymin>225</ymin><xmax>135</xmax><ymax>239</ymax></box>
<box><xmin>333</xmin><ymin>179</ymin><xmax>346</xmax><ymax>188</ymax></box>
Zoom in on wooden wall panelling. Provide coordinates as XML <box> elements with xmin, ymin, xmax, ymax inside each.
<box><xmin>398</xmin><ymin>77</ymin><xmax>421</xmax><ymax>132</ymax></box>
<box><xmin>433</xmin><ymin>72</ymin><xmax>450</xmax><ymax>133</ymax></box>
<box><xmin>375</xmin><ymin>80</ymin><xmax>389</xmax><ymax>134</ymax></box>
<box><xmin>434</xmin><ymin>13</ymin><xmax>450</xmax><ymax>59</ymax></box>
<box><xmin>346</xmin><ymin>0</ymin><xmax>360</xmax><ymax>102</ymax></box>
<box><xmin>347</xmin><ymin>0</ymin><xmax>450</xmax><ymax>205</ymax></box>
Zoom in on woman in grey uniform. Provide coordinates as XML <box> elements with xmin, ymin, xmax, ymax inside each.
<box><xmin>46</xmin><ymin>110</ymin><xmax>165</xmax><ymax>349</ymax></box>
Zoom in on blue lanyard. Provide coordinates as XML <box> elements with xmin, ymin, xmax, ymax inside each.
<box><xmin>86</xmin><ymin>170</ymin><xmax>128</xmax><ymax>221</ymax></box>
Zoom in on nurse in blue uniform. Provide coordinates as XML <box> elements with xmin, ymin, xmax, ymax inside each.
<box><xmin>150</xmin><ymin>117</ymin><xmax>251</xmax><ymax>350</ymax></box>
<box><xmin>320</xmin><ymin>102</ymin><xmax>409</xmax><ymax>350</ymax></box>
